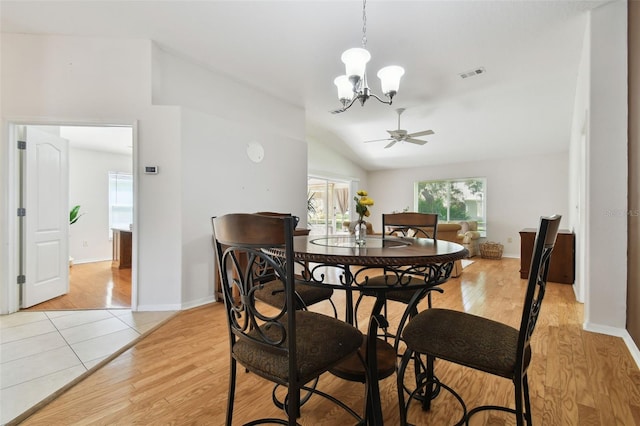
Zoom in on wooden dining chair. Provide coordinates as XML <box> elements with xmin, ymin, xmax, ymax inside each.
<box><xmin>252</xmin><ymin>211</ymin><xmax>337</xmax><ymax>317</ymax></box>
<box><xmin>397</xmin><ymin>214</ymin><xmax>561</xmax><ymax>426</ymax></box>
<box><xmin>212</xmin><ymin>213</ymin><xmax>366</xmax><ymax>425</ymax></box>
<box><xmin>353</xmin><ymin>212</ymin><xmax>442</xmax><ymax>349</ymax></box>
<box><xmin>255</xmin><ymin>211</ymin><xmax>300</xmax><ymax>228</ymax></box>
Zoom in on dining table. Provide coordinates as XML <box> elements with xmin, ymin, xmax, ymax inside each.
<box><xmin>271</xmin><ymin>233</ymin><xmax>467</xmax><ymax>425</ymax></box>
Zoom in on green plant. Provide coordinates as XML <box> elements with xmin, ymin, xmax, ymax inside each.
<box><xmin>70</xmin><ymin>205</ymin><xmax>84</xmax><ymax>225</ymax></box>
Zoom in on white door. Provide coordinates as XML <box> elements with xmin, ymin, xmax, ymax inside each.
<box><xmin>21</xmin><ymin>127</ymin><xmax>70</xmax><ymax>308</ymax></box>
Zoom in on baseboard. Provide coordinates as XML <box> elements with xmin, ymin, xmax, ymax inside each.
<box><xmin>72</xmin><ymin>257</ymin><xmax>112</xmax><ymax>265</ymax></box>
<box><xmin>181</xmin><ymin>296</ymin><xmax>216</xmax><ymax>310</ymax></box>
<box><xmin>622</xmin><ymin>331</ymin><xmax>640</xmax><ymax>369</ymax></box>
<box><xmin>135</xmin><ymin>303</ymin><xmax>182</xmax><ymax>311</ymax></box>
<box><xmin>501</xmin><ymin>254</ymin><xmax>519</xmax><ymax>259</ymax></box>
<box><xmin>135</xmin><ymin>297</ymin><xmax>216</xmax><ymax>312</ymax></box>
<box><xmin>583</xmin><ymin>321</ymin><xmax>640</xmax><ymax>369</ymax></box>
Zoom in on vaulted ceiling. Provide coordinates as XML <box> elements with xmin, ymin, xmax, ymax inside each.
<box><xmin>1</xmin><ymin>1</ymin><xmax>610</xmax><ymax>170</ymax></box>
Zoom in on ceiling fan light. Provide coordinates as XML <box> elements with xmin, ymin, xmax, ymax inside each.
<box><xmin>341</xmin><ymin>47</ymin><xmax>371</xmax><ymax>84</ymax></box>
<box><xmin>334</xmin><ymin>75</ymin><xmax>354</xmax><ymax>102</ymax></box>
<box><xmin>377</xmin><ymin>65</ymin><xmax>405</xmax><ymax>97</ymax></box>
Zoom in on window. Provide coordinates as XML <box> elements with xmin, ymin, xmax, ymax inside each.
<box><xmin>108</xmin><ymin>172</ymin><xmax>133</xmax><ymax>238</ymax></box>
<box><xmin>414</xmin><ymin>178</ymin><xmax>486</xmax><ymax>235</ymax></box>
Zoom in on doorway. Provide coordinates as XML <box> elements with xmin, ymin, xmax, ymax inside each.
<box><xmin>307</xmin><ymin>177</ymin><xmax>351</xmax><ymax>236</ymax></box>
<box><xmin>15</xmin><ymin>124</ymin><xmax>134</xmax><ymax>311</ymax></box>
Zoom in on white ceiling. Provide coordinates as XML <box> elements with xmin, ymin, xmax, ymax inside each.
<box><xmin>1</xmin><ymin>1</ymin><xmax>609</xmax><ymax>170</ymax></box>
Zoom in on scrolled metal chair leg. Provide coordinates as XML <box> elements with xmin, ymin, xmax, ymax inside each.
<box><xmin>226</xmin><ymin>359</ymin><xmax>237</xmax><ymax>426</ymax></box>
<box><xmin>271</xmin><ymin>377</ymin><xmax>320</xmax><ymax>412</ymax></box>
<box><xmin>398</xmin><ymin>351</ymin><xmax>467</xmax><ymax>426</ymax></box>
<box><xmin>397</xmin><ymin>348</ymin><xmax>413</xmax><ymax>426</ymax></box>
<box><xmin>523</xmin><ymin>375</ymin><xmax>533</xmax><ymax>425</ymax></box>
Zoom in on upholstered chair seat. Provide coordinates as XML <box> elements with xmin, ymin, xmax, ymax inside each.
<box><xmin>402</xmin><ymin>308</ymin><xmax>531</xmax><ymax>378</ymax></box>
<box><xmin>254</xmin><ymin>280</ymin><xmax>335</xmax><ymax>311</ymax></box>
<box><xmin>354</xmin><ymin>212</ymin><xmax>443</xmax><ymax>352</ymax></box>
<box><xmin>253</xmin><ymin>212</ymin><xmax>337</xmax><ymax>317</ymax></box>
<box><xmin>213</xmin><ymin>213</ymin><xmax>367</xmax><ymax>425</ymax></box>
<box><xmin>234</xmin><ymin>311</ymin><xmax>363</xmax><ymax>384</ymax></box>
<box><xmin>396</xmin><ymin>215</ymin><xmax>561</xmax><ymax>426</ymax></box>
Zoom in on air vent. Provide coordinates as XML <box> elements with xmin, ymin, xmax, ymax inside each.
<box><xmin>459</xmin><ymin>67</ymin><xmax>486</xmax><ymax>79</ymax></box>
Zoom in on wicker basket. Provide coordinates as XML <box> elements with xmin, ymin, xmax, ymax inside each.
<box><xmin>480</xmin><ymin>241</ymin><xmax>504</xmax><ymax>259</ymax></box>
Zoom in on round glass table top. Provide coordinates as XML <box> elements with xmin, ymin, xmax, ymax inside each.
<box><xmin>310</xmin><ymin>235</ymin><xmax>410</xmax><ymax>249</ymax></box>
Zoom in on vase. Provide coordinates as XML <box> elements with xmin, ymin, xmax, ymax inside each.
<box><xmin>355</xmin><ymin>220</ymin><xmax>367</xmax><ymax>246</ymax></box>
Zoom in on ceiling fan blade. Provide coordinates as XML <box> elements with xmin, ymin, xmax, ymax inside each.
<box><xmin>364</xmin><ymin>138</ymin><xmax>393</xmax><ymax>143</ymax></box>
<box><xmin>384</xmin><ymin>140</ymin><xmax>397</xmax><ymax>149</ymax></box>
<box><xmin>408</xmin><ymin>129</ymin><xmax>434</xmax><ymax>138</ymax></box>
<box><xmin>405</xmin><ymin>138</ymin><xmax>428</xmax><ymax>145</ymax></box>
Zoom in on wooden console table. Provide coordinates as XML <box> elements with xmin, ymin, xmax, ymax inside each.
<box><xmin>112</xmin><ymin>228</ymin><xmax>132</xmax><ymax>269</ymax></box>
<box><xmin>520</xmin><ymin>228</ymin><xmax>574</xmax><ymax>284</ymax></box>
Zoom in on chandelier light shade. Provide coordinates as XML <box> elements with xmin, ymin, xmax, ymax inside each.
<box><xmin>334</xmin><ymin>76</ymin><xmax>354</xmax><ymax>104</ymax></box>
<box><xmin>377</xmin><ymin>65</ymin><xmax>405</xmax><ymax>98</ymax></box>
<box><xmin>332</xmin><ymin>0</ymin><xmax>404</xmax><ymax>114</ymax></box>
<box><xmin>341</xmin><ymin>47</ymin><xmax>371</xmax><ymax>85</ymax></box>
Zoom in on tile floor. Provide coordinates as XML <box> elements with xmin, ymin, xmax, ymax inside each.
<box><xmin>0</xmin><ymin>309</ymin><xmax>176</xmax><ymax>425</ymax></box>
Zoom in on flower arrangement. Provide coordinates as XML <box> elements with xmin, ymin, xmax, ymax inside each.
<box><xmin>354</xmin><ymin>190</ymin><xmax>374</xmax><ymax>223</ymax></box>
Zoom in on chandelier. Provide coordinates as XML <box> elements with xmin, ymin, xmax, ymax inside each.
<box><xmin>332</xmin><ymin>0</ymin><xmax>405</xmax><ymax>114</ymax></box>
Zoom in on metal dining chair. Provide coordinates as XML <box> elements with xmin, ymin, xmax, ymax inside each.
<box><xmin>212</xmin><ymin>213</ymin><xmax>367</xmax><ymax>425</ymax></box>
<box><xmin>397</xmin><ymin>214</ymin><xmax>561</xmax><ymax>426</ymax></box>
<box><xmin>252</xmin><ymin>211</ymin><xmax>337</xmax><ymax>317</ymax></box>
<box><xmin>353</xmin><ymin>212</ymin><xmax>441</xmax><ymax>350</ymax></box>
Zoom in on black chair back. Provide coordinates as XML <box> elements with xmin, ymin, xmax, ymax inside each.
<box><xmin>395</xmin><ymin>214</ymin><xmax>562</xmax><ymax>426</ymax></box>
<box><xmin>255</xmin><ymin>211</ymin><xmax>300</xmax><ymax>229</ymax></box>
<box><xmin>213</xmin><ymin>213</ymin><xmax>295</xmax><ymax>355</ymax></box>
<box><xmin>213</xmin><ymin>214</ymin><xmax>299</xmax><ymax>422</ymax></box>
<box><xmin>212</xmin><ymin>213</ymin><xmax>364</xmax><ymax>425</ymax></box>
<box><xmin>382</xmin><ymin>212</ymin><xmax>439</xmax><ymax>239</ymax></box>
<box><xmin>517</xmin><ymin>214</ymin><xmax>562</xmax><ymax>372</ymax></box>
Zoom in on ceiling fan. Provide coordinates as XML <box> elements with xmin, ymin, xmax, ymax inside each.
<box><xmin>364</xmin><ymin>108</ymin><xmax>434</xmax><ymax>149</ymax></box>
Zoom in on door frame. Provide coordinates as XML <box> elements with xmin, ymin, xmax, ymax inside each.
<box><xmin>1</xmin><ymin>118</ymin><xmax>139</xmax><ymax>314</ymax></box>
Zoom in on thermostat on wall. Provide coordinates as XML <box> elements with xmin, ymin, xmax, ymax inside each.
<box><xmin>144</xmin><ymin>166</ymin><xmax>159</xmax><ymax>174</ymax></box>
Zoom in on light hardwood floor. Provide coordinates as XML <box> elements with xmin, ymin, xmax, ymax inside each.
<box><xmin>18</xmin><ymin>258</ymin><xmax>640</xmax><ymax>425</ymax></box>
<box><xmin>23</xmin><ymin>261</ymin><xmax>131</xmax><ymax>311</ymax></box>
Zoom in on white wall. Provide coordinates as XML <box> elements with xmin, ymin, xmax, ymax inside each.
<box><xmin>152</xmin><ymin>46</ymin><xmax>303</xmax><ymax>142</ymax></box>
<box><xmin>308</xmin><ymin>136</ymin><xmax>368</xmax><ymax>185</ymax></box>
<box><xmin>179</xmin><ymin>107</ymin><xmax>307</xmax><ymax>307</ymax></box>
<box><xmin>568</xmin><ymin>17</ymin><xmax>591</xmax><ymax>304</ymax></box>
<box><xmin>1</xmin><ymin>33</ymin><xmax>183</xmax><ymax>312</ymax></box>
<box><xmin>583</xmin><ymin>1</ymin><xmax>628</xmax><ymax>331</ymax></box>
<box><xmin>151</xmin><ymin>48</ymin><xmax>307</xmax><ymax>308</ymax></box>
<box><xmin>2</xmin><ymin>33</ymin><xmax>306</xmax><ymax>312</ymax></box>
<box><xmin>69</xmin><ymin>147</ymin><xmax>132</xmax><ymax>264</ymax></box>
<box><xmin>368</xmin><ymin>152</ymin><xmax>570</xmax><ymax>258</ymax></box>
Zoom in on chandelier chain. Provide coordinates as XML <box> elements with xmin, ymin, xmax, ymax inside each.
<box><xmin>332</xmin><ymin>0</ymin><xmax>403</xmax><ymax>113</ymax></box>
<box><xmin>361</xmin><ymin>0</ymin><xmax>367</xmax><ymax>48</ymax></box>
